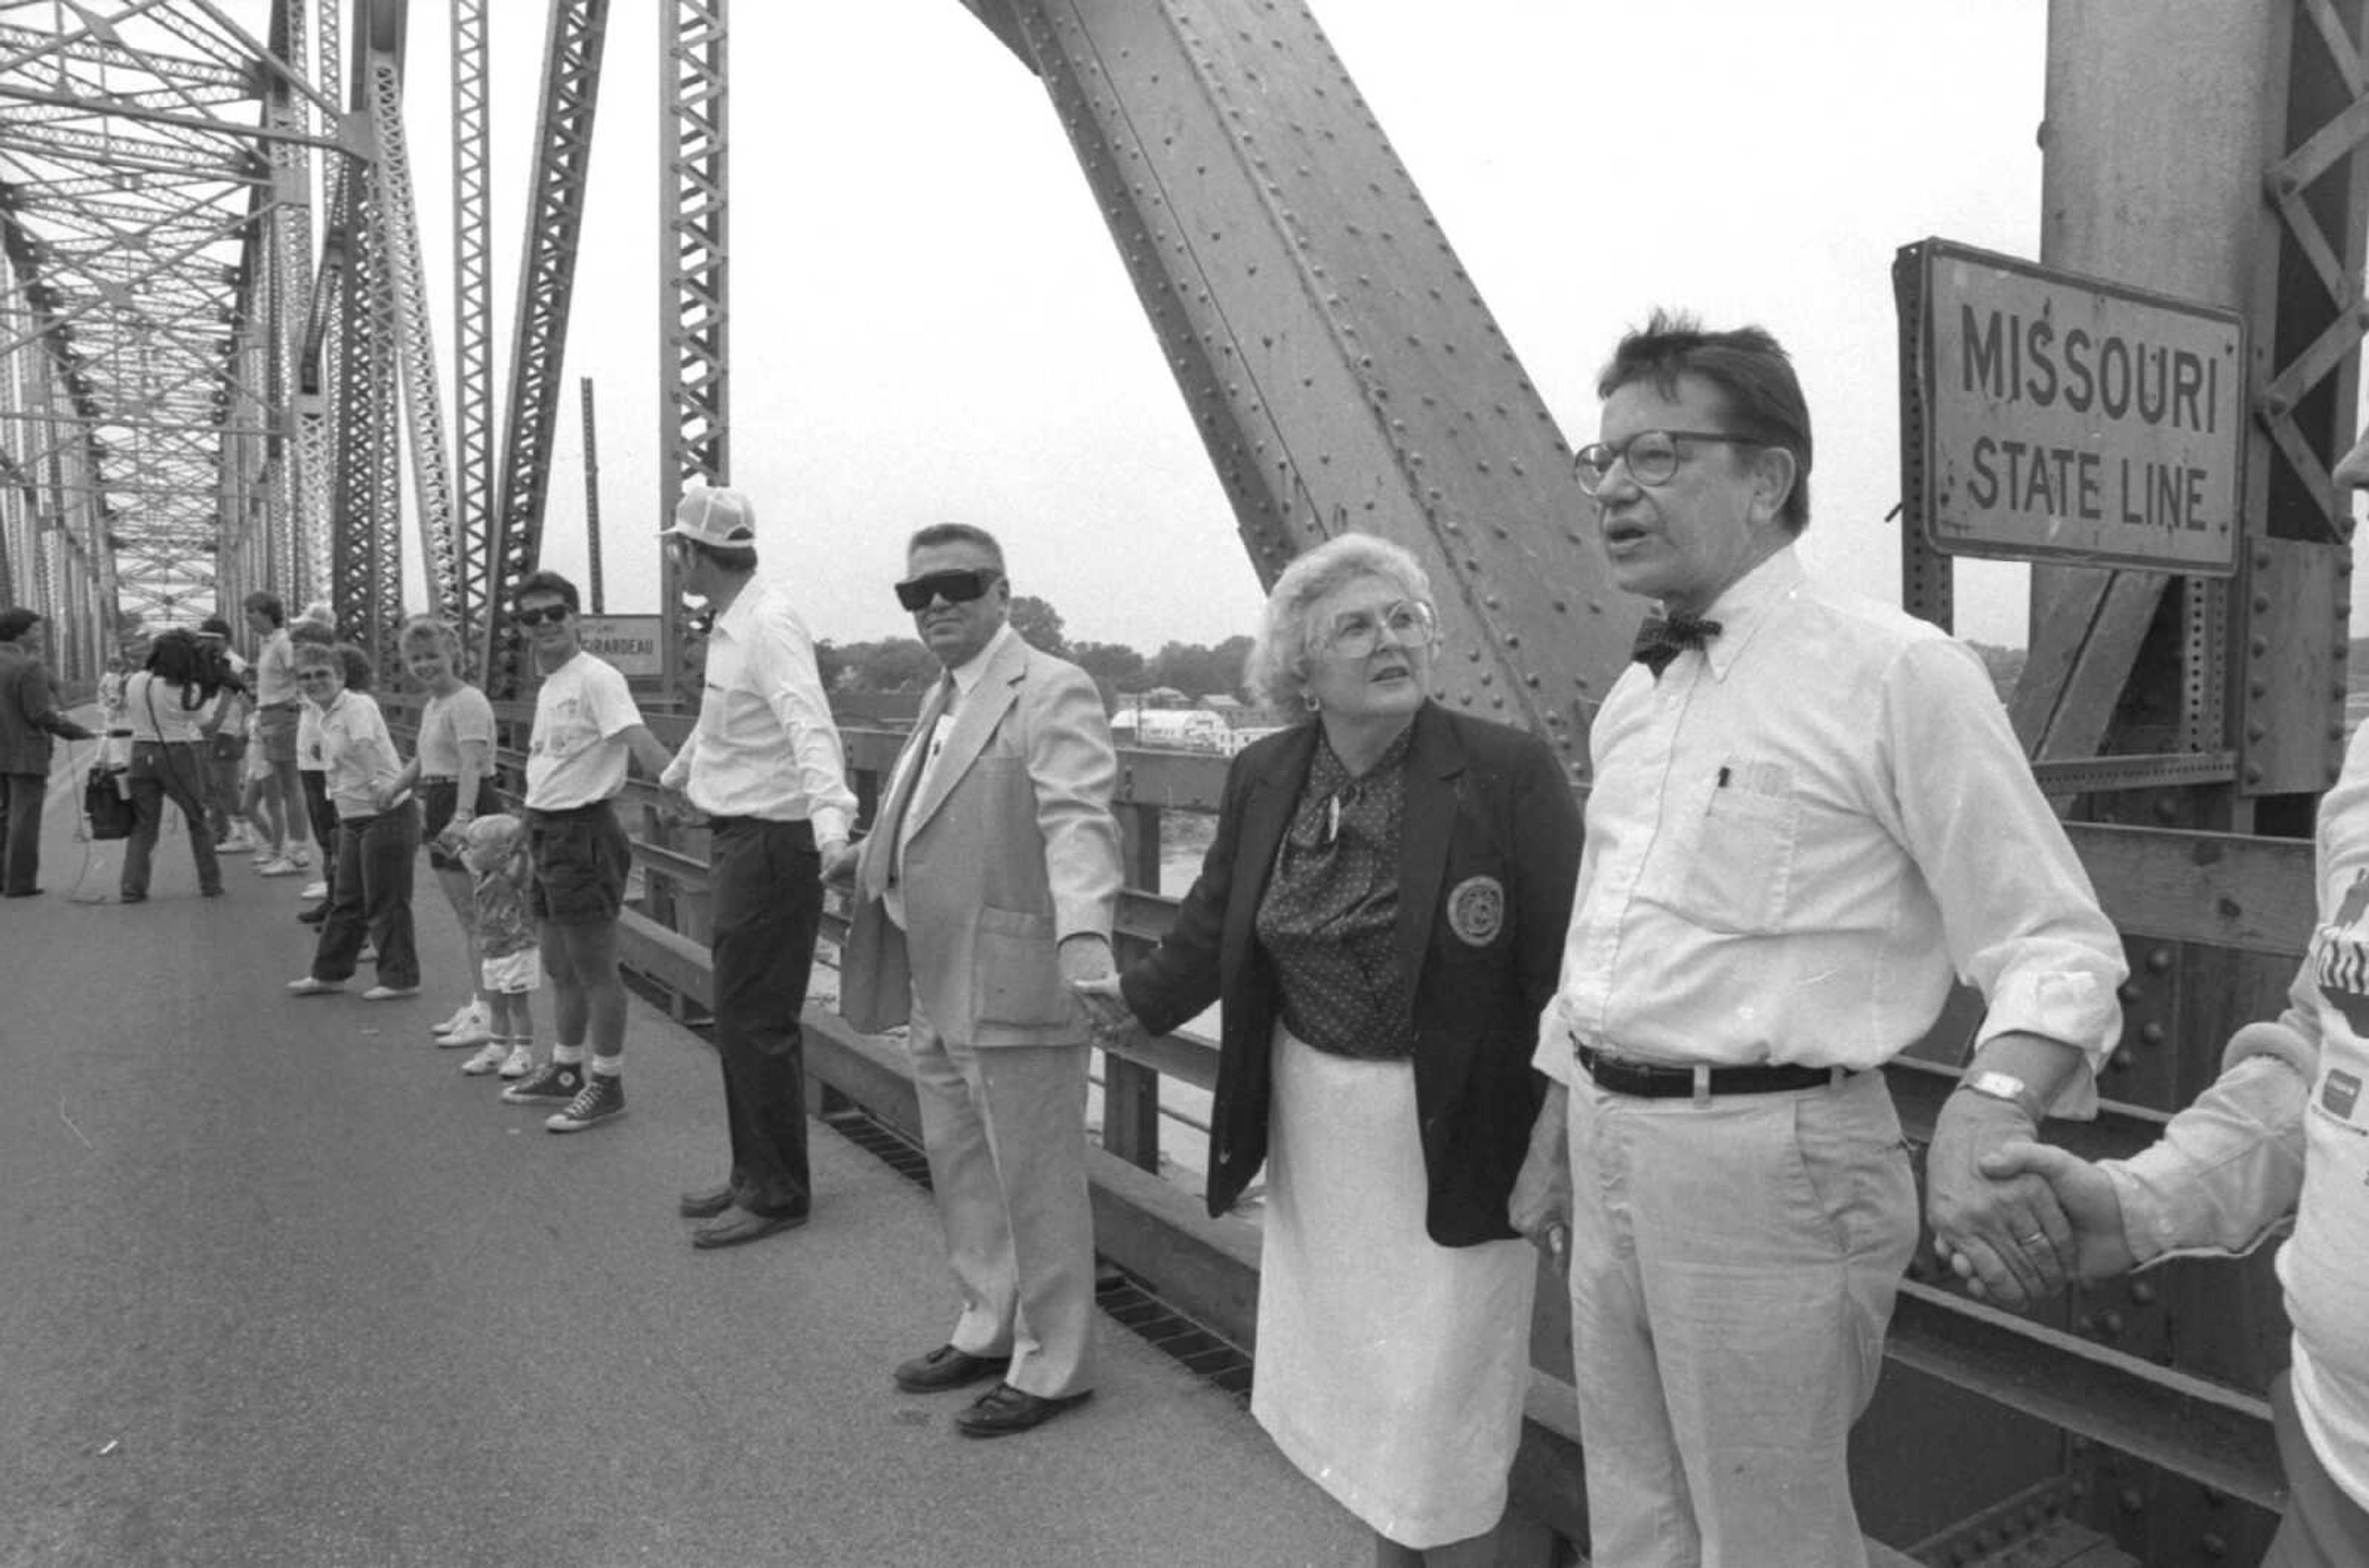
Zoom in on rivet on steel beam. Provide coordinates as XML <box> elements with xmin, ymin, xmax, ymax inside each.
<box><xmin>1524</xmin><ymin>674</ymin><xmax>1540</xmax><ymax>688</ymax></box>
<box><xmin>2140</xmin><ymin>1021</ymin><xmax>2166</xmax><ymax>1046</ymax></box>
<box><xmin>2131</xmin><ymin>1281</ymin><xmax>2156</xmax><ymax>1305</ymax></box>
<box><xmin>2247</xmin><ymin>765</ymin><xmax>2265</xmax><ymax>784</ymax></box>
<box><xmin>2107</xmin><ymin>1050</ymin><xmax>2130</xmax><ymax>1072</ymax></box>
<box><xmin>2250</xmin><ymin>637</ymin><xmax>2270</xmax><ymax>657</ymax></box>
<box><xmin>2145</xmin><ymin>948</ymin><xmax>2173</xmax><ymax>973</ymax></box>
<box><xmin>2247</xmin><ymin>722</ymin><xmax>2267</xmax><ymax>741</ymax></box>
<box><xmin>2249</xmin><ymin>678</ymin><xmax>2268</xmax><ymax>698</ymax></box>
<box><xmin>2117</xmin><ymin>982</ymin><xmax>2143</xmax><ymax>1005</ymax></box>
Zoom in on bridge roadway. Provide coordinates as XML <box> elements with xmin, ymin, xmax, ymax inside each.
<box><xmin>0</xmin><ymin>733</ymin><xmax>1371</xmax><ymax>1568</ymax></box>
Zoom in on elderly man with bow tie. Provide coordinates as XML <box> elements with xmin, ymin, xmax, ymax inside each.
<box><xmin>1507</xmin><ymin>310</ymin><xmax>2129</xmax><ymax>1567</ymax></box>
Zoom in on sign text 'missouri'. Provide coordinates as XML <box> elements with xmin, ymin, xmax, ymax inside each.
<box><xmin>1900</xmin><ymin>239</ymin><xmax>2243</xmax><ymax>576</ymax></box>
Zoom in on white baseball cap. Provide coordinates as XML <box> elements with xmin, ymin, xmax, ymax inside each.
<box><xmin>664</xmin><ymin>485</ymin><xmax>758</xmax><ymax>547</ymax></box>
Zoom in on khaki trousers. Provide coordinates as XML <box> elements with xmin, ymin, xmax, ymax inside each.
<box><xmin>905</xmin><ymin>990</ymin><xmax>1097</xmax><ymax>1399</ymax></box>
<box><xmin>1564</xmin><ymin>1067</ymin><xmax>1917</xmax><ymax>1568</ymax></box>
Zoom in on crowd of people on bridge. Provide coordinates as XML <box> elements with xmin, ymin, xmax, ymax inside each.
<box><xmin>7</xmin><ymin>310</ymin><xmax>2367</xmax><ymax>1567</ymax></box>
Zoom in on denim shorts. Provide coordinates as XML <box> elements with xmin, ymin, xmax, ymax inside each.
<box><xmin>526</xmin><ymin>802</ymin><xmax>630</xmax><ymax>927</ymax></box>
<box><xmin>421</xmin><ymin>778</ymin><xmax>505</xmax><ymax>872</ymax></box>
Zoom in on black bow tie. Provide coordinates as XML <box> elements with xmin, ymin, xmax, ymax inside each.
<box><xmin>1631</xmin><ymin>614</ymin><xmax>1722</xmax><ymax>677</ymax></box>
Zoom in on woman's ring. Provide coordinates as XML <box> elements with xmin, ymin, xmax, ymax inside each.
<box><xmin>2019</xmin><ymin>1231</ymin><xmax>2048</xmax><ymax>1246</ymax></box>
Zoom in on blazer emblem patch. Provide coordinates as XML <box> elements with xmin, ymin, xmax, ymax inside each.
<box><xmin>2325</xmin><ymin>1069</ymin><xmax>2361</xmax><ymax>1121</ymax></box>
<box><xmin>1447</xmin><ymin>875</ymin><xmax>1505</xmax><ymax>947</ymax></box>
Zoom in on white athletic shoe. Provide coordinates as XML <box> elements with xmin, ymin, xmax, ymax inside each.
<box><xmin>460</xmin><ymin>1041</ymin><xmax>508</xmax><ymax>1075</ymax></box>
<box><xmin>430</xmin><ymin>1001</ymin><xmax>478</xmax><ymax>1037</ymax></box>
<box><xmin>299</xmin><ymin>880</ymin><xmax>329</xmax><ymax>900</ymax></box>
<box><xmin>441</xmin><ymin>1011</ymin><xmax>495</xmax><ymax>1049</ymax></box>
<box><xmin>257</xmin><ymin>856</ymin><xmax>302</xmax><ymax>878</ymax></box>
<box><xmin>497</xmin><ymin>1044</ymin><xmax>535</xmax><ymax>1079</ymax></box>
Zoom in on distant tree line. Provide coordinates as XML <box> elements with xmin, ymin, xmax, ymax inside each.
<box><xmin>819</xmin><ymin>594</ymin><xmax>1256</xmax><ymax>708</ymax></box>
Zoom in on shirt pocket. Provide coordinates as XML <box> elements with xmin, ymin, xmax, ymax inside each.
<box><xmin>1678</xmin><ymin>785</ymin><xmax>1800</xmax><ymax>935</ymax></box>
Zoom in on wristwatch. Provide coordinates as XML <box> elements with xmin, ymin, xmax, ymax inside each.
<box><xmin>1958</xmin><ymin>1068</ymin><xmax>2044</xmax><ymax>1124</ymax></box>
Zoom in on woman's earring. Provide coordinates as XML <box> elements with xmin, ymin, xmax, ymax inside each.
<box><xmin>1302</xmin><ymin>691</ymin><xmax>1321</xmax><ymax>713</ymax></box>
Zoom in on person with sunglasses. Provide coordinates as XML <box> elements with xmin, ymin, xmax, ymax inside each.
<box><xmin>653</xmin><ymin>485</ymin><xmax>858</xmax><ymax>1248</ymax></box>
<box><xmin>1507</xmin><ymin>310</ymin><xmax>2128</xmax><ymax>1567</ymax></box>
<box><xmin>840</xmin><ymin>523</ymin><xmax>1123</xmax><ymax>1438</ymax></box>
<box><xmin>497</xmin><ymin>571</ymin><xmax>676</xmax><ymax>1134</ymax></box>
<box><xmin>1070</xmin><ymin>532</ymin><xmax>1581</xmax><ymax>1565</ymax></box>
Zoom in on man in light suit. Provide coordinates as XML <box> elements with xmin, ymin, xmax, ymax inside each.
<box><xmin>841</xmin><ymin>523</ymin><xmax>1123</xmax><ymax>1439</ymax></box>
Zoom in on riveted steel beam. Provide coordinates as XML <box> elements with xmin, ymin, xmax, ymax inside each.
<box><xmin>481</xmin><ymin>0</ymin><xmax>610</xmax><ymax>700</ymax></box>
<box><xmin>656</xmin><ymin>0</ymin><xmax>726</xmax><ymax>698</ymax></box>
<box><xmin>976</xmin><ymin>0</ymin><xmax>1621</xmax><ymax>782</ymax></box>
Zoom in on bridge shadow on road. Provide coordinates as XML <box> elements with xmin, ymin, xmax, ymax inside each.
<box><xmin>0</xmin><ymin>733</ymin><xmax>1368</xmax><ymax>1568</ymax></box>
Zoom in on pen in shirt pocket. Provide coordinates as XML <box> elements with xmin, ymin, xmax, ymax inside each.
<box><xmin>1716</xmin><ymin>765</ymin><xmax>1730</xmax><ymax>788</ymax></box>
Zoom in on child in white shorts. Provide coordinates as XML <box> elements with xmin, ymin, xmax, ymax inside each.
<box><xmin>459</xmin><ymin>814</ymin><xmax>539</xmax><ymax>1078</ymax></box>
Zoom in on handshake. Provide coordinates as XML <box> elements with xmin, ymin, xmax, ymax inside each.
<box><xmin>1060</xmin><ymin>936</ymin><xmax>1146</xmax><ymax>1049</ymax></box>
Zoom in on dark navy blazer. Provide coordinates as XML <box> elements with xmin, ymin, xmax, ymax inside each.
<box><xmin>1120</xmin><ymin>700</ymin><xmax>1582</xmax><ymax>1247</ymax></box>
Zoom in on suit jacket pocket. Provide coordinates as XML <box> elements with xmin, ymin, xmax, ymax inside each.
<box><xmin>973</xmin><ymin>904</ymin><xmax>1072</xmax><ymax>1028</ymax></box>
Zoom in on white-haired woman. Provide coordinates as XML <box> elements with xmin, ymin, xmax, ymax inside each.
<box><xmin>378</xmin><ymin>616</ymin><xmax>506</xmax><ymax>1053</ymax></box>
<box><xmin>1076</xmin><ymin>532</ymin><xmax>1582</xmax><ymax>1566</ymax></box>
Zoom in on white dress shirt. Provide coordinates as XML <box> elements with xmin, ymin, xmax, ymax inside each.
<box><xmin>882</xmin><ymin>622</ymin><xmax>1015</xmax><ymax>930</ymax></box>
<box><xmin>658</xmin><ymin>577</ymin><xmax>856</xmax><ymax>844</ymax></box>
<box><xmin>1534</xmin><ymin>547</ymin><xmax>2125</xmax><ymax>1114</ymax></box>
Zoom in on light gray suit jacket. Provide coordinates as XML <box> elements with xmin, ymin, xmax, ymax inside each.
<box><xmin>841</xmin><ymin>631</ymin><xmax>1122</xmax><ymax>1047</ymax></box>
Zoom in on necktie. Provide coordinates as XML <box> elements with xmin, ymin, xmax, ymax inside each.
<box><xmin>1631</xmin><ymin>614</ymin><xmax>1722</xmax><ymax>678</ymax></box>
<box><xmin>861</xmin><ymin>674</ymin><xmax>956</xmax><ymax>901</ymax></box>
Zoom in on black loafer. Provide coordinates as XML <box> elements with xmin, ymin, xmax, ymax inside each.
<box><xmin>892</xmin><ymin>1344</ymin><xmax>1011</xmax><ymax>1394</ymax></box>
<box><xmin>677</xmin><ymin>1184</ymin><xmax>735</xmax><ymax>1220</ymax></box>
<box><xmin>690</xmin><ymin>1207</ymin><xmax>808</xmax><ymax>1250</ymax></box>
<box><xmin>954</xmin><ymin>1382</ymin><xmax>1092</xmax><ymax>1438</ymax></box>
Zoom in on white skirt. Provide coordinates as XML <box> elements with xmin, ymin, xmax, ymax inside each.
<box><xmin>1252</xmin><ymin>1026</ymin><xmax>1536</xmax><ymax>1548</ymax></box>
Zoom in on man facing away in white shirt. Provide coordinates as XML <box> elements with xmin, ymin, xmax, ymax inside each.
<box><xmin>1508</xmin><ymin>310</ymin><xmax>2128</xmax><ymax>1567</ymax></box>
<box><xmin>654</xmin><ymin>485</ymin><xmax>858</xmax><ymax>1249</ymax></box>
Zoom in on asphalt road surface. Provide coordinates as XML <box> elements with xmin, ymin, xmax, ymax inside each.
<box><xmin>0</xmin><ymin>747</ymin><xmax>1365</xmax><ymax>1567</ymax></box>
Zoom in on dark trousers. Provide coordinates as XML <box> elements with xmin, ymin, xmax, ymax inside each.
<box><xmin>312</xmin><ymin>808</ymin><xmax>420</xmax><ymax>987</ymax></box>
<box><xmin>1</xmin><ymin>770</ymin><xmax>44</xmax><ymax>894</ymax></box>
<box><xmin>302</xmin><ymin>768</ymin><xmax>337</xmax><ymax>899</ymax></box>
<box><xmin>123</xmin><ymin>743</ymin><xmax>221</xmax><ymax>898</ymax></box>
<box><xmin>709</xmin><ymin>817</ymin><xmax>824</xmax><ymax>1216</ymax></box>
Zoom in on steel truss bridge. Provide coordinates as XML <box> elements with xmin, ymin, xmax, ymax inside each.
<box><xmin>3</xmin><ymin>2</ymin><xmax>2368</xmax><ymax>1562</ymax></box>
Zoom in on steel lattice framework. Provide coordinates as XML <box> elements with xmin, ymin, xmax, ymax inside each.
<box><xmin>0</xmin><ymin>3</ymin><xmax>337</xmax><ymax>667</ymax></box>
<box><xmin>365</xmin><ymin>28</ymin><xmax>455</xmax><ymax>621</ymax></box>
<box><xmin>448</xmin><ymin>0</ymin><xmax>490</xmax><ymax>641</ymax></box>
<box><xmin>479</xmin><ymin>0</ymin><xmax>610</xmax><ymax>701</ymax></box>
<box><xmin>656</xmin><ymin>0</ymin><xmax>726</xmax><ymax>697</ymax></box>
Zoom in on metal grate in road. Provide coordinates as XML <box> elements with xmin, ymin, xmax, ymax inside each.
<box><xmin>819</xmin><ymin>1103</ymin><xmax>1254</xmax><ymax>1404</ymax></box>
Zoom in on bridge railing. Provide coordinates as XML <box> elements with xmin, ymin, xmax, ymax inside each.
<box><xmin>382</xmin><ymin>691</ymin><xmax>2306</xmax><ymax>1559</ymax></box>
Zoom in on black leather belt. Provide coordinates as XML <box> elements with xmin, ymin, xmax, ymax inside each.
<box><xmin>1578</xmin><ymin>1044</ymin><xmax>1850</xmax><ymax>1099</ymax></box>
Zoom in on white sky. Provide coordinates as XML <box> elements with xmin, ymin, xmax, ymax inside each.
<box><xmin>378</xmin><ymin>0</ymin><xmax>2072</xmax><ymax>650</ymax></box>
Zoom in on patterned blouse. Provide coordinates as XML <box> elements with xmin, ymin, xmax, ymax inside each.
<box><xmin>473</xmin><ymin>858</ymin><xmax>537</xmax><ymax>960</ymax></box>
<box><xmin>1253</xmin><ymin>725</ymin><xmax>1418</xmax><ymax>1060</ymax></box>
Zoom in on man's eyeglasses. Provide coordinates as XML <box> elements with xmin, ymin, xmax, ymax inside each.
<box><xmin>1325</xmin><ymin>600</ymin><xmax>1437</xmax><ymax>659</ymax></box>
<box><xmin>1572</xmin><ymin>429</ymin><xmax>1761</xmax><ymax>494</ymax></box>
<box><xmin>895</xmin><ymin>568</ymin><xmax>1002</xmax><ymax>613</ymax></box>
<box><xmin>515</xmin><ymin>603</ymin><xmax>573</xmax><ymax>626</ymax></box>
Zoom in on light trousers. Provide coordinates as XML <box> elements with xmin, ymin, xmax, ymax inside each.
<box><xmin>904</xmin><ymin>989</ymin><xmax>1096</xmax><ymax>1400</ymax></box>
<box><xmin>1564</xmin><ymin>1067</ymin><xmax>1917</xmax><ymax>1568</ymax></box>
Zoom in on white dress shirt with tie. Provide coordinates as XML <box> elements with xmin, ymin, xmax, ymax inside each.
<box><xmin>880</xmin><ymin>623</ymin><xmax>1015</xmax><ymax>931</ymax></box>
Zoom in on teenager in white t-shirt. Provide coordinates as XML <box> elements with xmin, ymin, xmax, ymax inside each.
<box><xmin>494</xmin><ymin>571</ymin><xmax>673</xmax><ymax>1134</ymax></box>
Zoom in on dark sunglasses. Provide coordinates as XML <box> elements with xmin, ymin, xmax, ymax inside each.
<box><xmin>895</xmin><ymin>568</ymin><xmax>1001</xmax><ymax>612</ymax></box>
<box><xmin>515</xmin><ymin>603</ymin><xmax>573</xmax><ymax>626</ymax></box>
